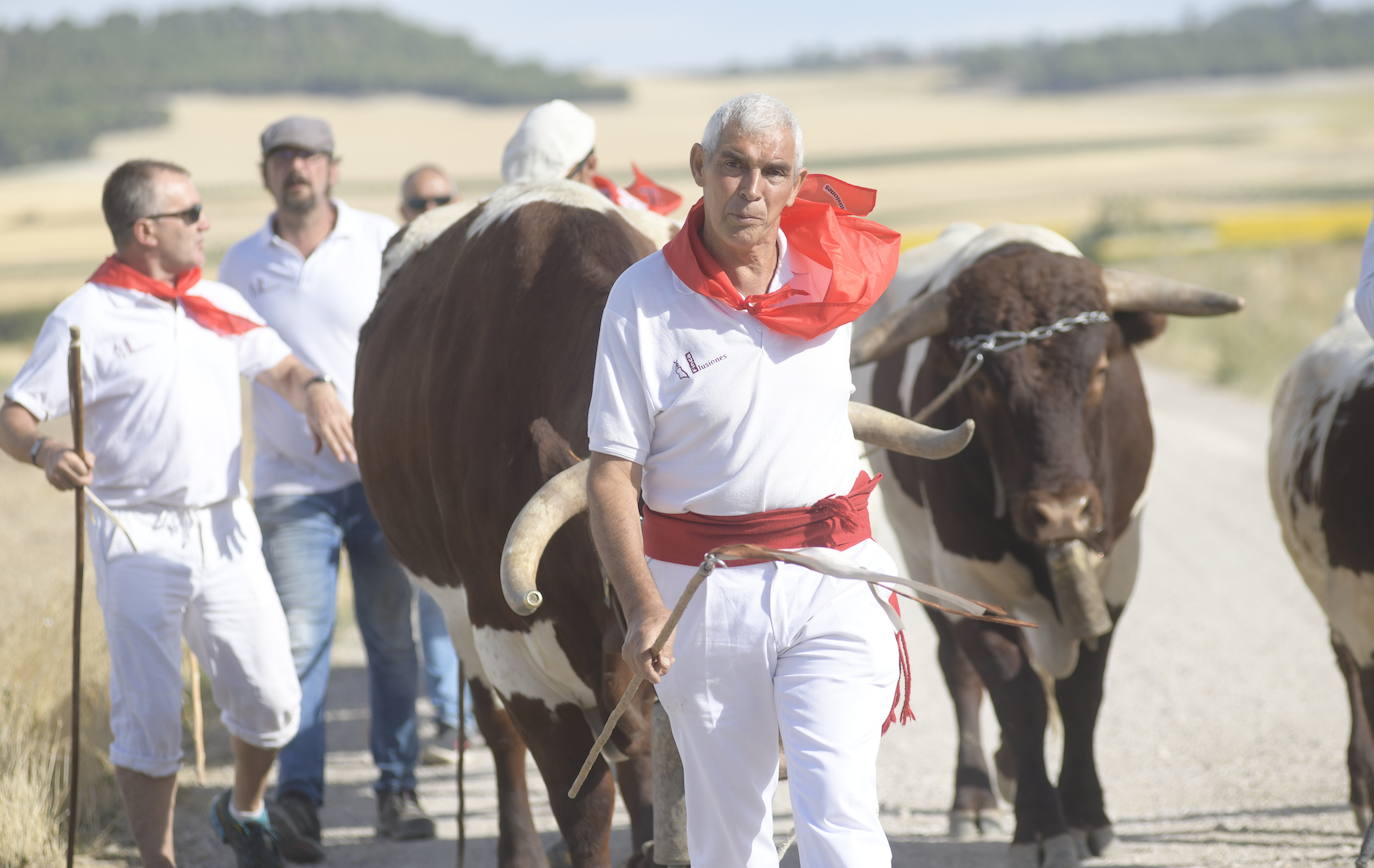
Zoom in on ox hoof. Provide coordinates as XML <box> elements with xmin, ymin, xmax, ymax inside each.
<box><xmin>950</xmin><ymin>808</ymin><xmax>1006</xmax><ymax>840</ymax></box>
<box><xmin>1009</xmin><ymin>833</ymin><xmax>1080</xmax><ymax>868</ymax></box>
<box><xmin>546</xmin><ymin>840</ymin><xmax>574</xmax><ymax>867</ymax></box>
<box><xmin>1085</xmin><ymin>825</ymin><xmax>1114</xmax><ymax>856</ymax></box>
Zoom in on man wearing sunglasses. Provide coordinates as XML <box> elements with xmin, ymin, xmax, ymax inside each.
<box><xmin>398</xmin><ymin>164</ymin><xmax>456</xmax><ymax>222</ymax></box>
<box><xmin>219</xmin><ymin>116</ymin><xmax>435</xmax><ymax>861</ymax></box>
<box><xmin>0</xmin><ymin>158</ymin><xmax>358</xmax><ymax>867</ymax></box>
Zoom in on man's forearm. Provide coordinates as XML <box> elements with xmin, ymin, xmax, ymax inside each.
<box><xmin>587</xmin><ymin>453</ymin><xmax>663</xmax><ymax>619</ymax></box>
<box><xmin>257</xmin><ymin>355</ymin><xmax>317</xmax><ymax>413</ymax></box>
<box><xmin>0</xmin><ymin>400</ymin><xmax>44</xmax><ymax>465</ymax></box>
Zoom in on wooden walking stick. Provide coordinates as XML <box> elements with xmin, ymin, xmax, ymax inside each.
<box><xmin>189</xmin><ymin>647</ymin><xmax>206</xmax><ymax>785</ymax></box>
<box><xmin>456</xmin><ymin>659</ymin><xmax>466</xmax><ymax>868</ymax></box>
<box><xmin>65</xmin><ymin>325</ymin><xmax>84</xmax><ymax>868</ymax></box>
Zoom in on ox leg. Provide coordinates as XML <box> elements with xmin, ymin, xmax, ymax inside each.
<box><xmin>471</xmin><ymin>682</ymin><xmax>551</xmax><ymax>868</ymax></box>
<box><xmin>927</xmin><ymin>608</ymin><xmax>1002</xmax><ymax>839</ymax></box>
<box><xmin>953</xmin><ymin>618</ymin><xmax>1077</xmax><ymax>868</ymax></box>
<box><xmin>1335</xmin><ymin>636</ymin><xmax>1374</xmax><ymax>831</ymax></box>
<box><xmin>1055</xmin><ymin>626</ymin><xmax>1116</xmax><ymax>858</ymax></box>
<box><xmin>512</xmin><ymin>697</ymin><xmax>618</xmax><ymax>867</ymax></box>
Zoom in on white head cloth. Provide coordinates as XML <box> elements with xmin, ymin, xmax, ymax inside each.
<box><xmin>501</xmin><ymin>100</ymin><xmax>597</xmax><ymax>184</ymax></box>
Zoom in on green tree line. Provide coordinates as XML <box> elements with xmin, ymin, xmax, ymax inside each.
<box><xmin>0</xmin><ymin>5</ymin><xmax>626</xmax><ymax>168</ymax></box>
<box><xmin>944</xmin><ymin>0</ymin><xmax>1374</xmax><ymax>92</ymax></box>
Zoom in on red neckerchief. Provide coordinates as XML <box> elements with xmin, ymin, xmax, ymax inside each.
<box><xmin>591</xmin><ymin>163</ymin><xmax>683</xmax><ymax>215</ymax></box>
<box><xmin>88</xmin><ymin>256</ymin><xmax>260</xmax><ymax>336</ymax></box>
<box><xmin>661</xmin><ymin>173</ymin><xmax>900</xmax><ymax>340</ymax></box>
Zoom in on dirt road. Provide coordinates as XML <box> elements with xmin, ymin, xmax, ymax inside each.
<box><xmin>162</xmin><ymin>364</ymin><xmax>1359</xmax><ymax>867</ymax></box>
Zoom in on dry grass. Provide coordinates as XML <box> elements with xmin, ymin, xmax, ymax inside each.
<box><xmin>0</xmin><ymin>435</ymin><xmax>123</xmax><ymax>864</ymax></box>
<box><xmin>3</xmin><ymin>64</ymin><xmax>1374</xmax><ymax>860</ymax></box>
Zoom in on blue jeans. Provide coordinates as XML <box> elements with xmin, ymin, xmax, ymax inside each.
<box><xmin>416</xmin><ymin>588</ymin><xmax>475</xmax><ymax>730</ymax></box>
<box><xmin>255</xmin><ymin>482</ymin><xmax>419</xmax><ymax>804</ymax></box>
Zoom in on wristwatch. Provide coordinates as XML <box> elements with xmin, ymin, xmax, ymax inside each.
<box><xmin>305</xmin><ymin>374</ymin><xmax>333</xmax><ymax>390</ymax></box>
<box><xmin>28</xmin><ymin>436</ymin><xmax>47</xmax><ymax>466</ymax></box>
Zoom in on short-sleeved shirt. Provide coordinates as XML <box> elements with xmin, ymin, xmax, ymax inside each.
<box><xmin>4</xmin><ymin>279</ymin><xmax>290</xmax><ymax>509</ymax></box>
<box><xmin>588</xmin><ymin>231</ymin><xmax>860</xmax><ymax>516</ymax></box>
<box><xmin>219</xmin><ymin>199</ymin><xmax>397</xmax><ymax>497</ymax></box>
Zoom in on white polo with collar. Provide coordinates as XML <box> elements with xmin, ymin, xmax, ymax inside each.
<box><xmin>588</xmin><ymin>230</ymin><xmax>860</xmax><ymax>516</ymax></box>
<box><xmin>5</xmin><ymin>279</ymin><xmax>290</xmax><ymax>508</ymax></box>
<box><xmin>219</xmin><ymin>199</ymin><xmax>397</xmax><ymax>497</ymax></box>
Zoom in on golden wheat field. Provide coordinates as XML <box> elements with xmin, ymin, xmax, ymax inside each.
<box><xmin>3</xmin><ymin>64</ymin><xmax>1374</xmax><ymax>861</ymax></box>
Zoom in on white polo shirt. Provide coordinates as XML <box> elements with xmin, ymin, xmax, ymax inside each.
<box><xmin>219</xmin><ymin>200</ymin><xmax>397</xmax><ymax>497</ymax></box>
<box><xmin>5</xmin><ymin>279</ymin><xmax>291</xmax><ymax>509</ymax></box>
<box><xmin>588</xmin><ymin>232</ymin><xmax>860</xmax><ymax>516</ymax></box>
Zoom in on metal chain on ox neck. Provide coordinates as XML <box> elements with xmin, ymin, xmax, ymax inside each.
<box><xmin>911</xmin><ymin>310</ymin><xmax>1112</xmax><ymax>423</ymax></box>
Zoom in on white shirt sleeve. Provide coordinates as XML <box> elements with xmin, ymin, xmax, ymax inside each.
<box><xmin>198</xmin><ymin>282</ymin><xmax>293</xmax><ymax>378</ymax></box>
<box><xmin>3</xmin><ymin>310</ymin><xmax>81</xmax><ymax>422</ymax></box>
<box><xmin>1357</xmin><ymin>207</ymin><xmax>1374</xmax><ymax>339</ymax></box>
<box><xmin>588</xmin><ymin>299</ymin><xmax>653</xmax><ymax>465</ymax></box>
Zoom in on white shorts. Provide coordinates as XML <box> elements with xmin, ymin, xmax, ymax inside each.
<box><xmin>650</xmin><ymin>538</ymin><xmax>900</xmax><ymax>868</ymax></box>
<box><xmin>90</xmin><ymin>497</ymin><xmax>300</xmax><ymax>777</ymax></box>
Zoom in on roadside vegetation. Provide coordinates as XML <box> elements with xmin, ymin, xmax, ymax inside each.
<box><xmin>726</xmin><ymin>1</ymin><xmax>1374</xmax><ymax>95</ymax></box>
<box><xmin>0</xmin><ymin>6</ymin><xmax>626</xmax><ymax>168</ymax></box>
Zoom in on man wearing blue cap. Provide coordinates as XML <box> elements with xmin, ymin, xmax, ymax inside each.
<box><xmin>219</xmin><ymin>115</ymin><xmax>434</xmax><ymax>861</ymax></box>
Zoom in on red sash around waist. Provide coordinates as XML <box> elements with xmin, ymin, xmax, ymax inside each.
<box><xmin>641</xmin><ymin>472</ymin><xmax>880</xmax><ymax>566</ymax></box>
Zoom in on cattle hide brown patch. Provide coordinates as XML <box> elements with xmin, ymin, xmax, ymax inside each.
<box><xmin>1319</xmin><ymin>380</ymin><xmax>1374</xmax><ymax>573</ymax></box>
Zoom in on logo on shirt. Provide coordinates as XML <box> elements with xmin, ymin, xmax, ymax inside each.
<box><xmin>673</xmin><ymin>350</ymin><xmax>727</xmax><ymax>380</ymax></box>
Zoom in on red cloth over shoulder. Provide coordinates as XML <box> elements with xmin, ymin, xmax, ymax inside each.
<box><xmin>88</xmin><ymin>256</ymin><xmax>260</xmax><ymax>337</ymax></box>
<box><xmin>661</xmin><ymin>173</ymin><xmax>900</xmax><ymax>340</ymax></box>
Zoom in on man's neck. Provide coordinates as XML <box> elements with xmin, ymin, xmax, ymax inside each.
<box><xmin>114</xmin><ymin>250</ymin><xmax>177</xmax><ymax>286</ymax></box>
<box><xmin>702</xmin><ymin>227</ymin><xmax>779</xmax><ymax>298</ymax></box>
<box><xmin>272</xmin><ymin>201</ymin><xmax>338</xmax><ymax>259</ymax></box>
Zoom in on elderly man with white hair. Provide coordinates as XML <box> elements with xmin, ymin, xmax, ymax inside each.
<box><xmin>501</xmin><ymin>98</ymin><xmax>681</xmax><ymax>214</ymax></box>
<box><xmin>586</xmin><ymin>93</ymin><xmax>907</xmax><ymax>866</ymax></box>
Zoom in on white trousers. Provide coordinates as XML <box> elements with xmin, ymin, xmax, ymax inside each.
<box><xmin>90</xmin><ymin>497</ymin><xmax>300</xmax><ymax>777</ymax></box>
<box><xmin>650</xmin><ymin>538</ymin><xmax>899</xmax><ymax>867</ymax></box>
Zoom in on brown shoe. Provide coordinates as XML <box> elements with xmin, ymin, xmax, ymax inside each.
<box><xmin>376</xmin><ymin>789</ymin><xmax>436</xmax><ymax>840</ymax></box>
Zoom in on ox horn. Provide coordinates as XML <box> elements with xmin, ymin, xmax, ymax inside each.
<box><xmin>501</xmin><ymin>405</ymin><xmax>973</xmax><ymax>617</ymax></box>
<box><xmin>849</xmin><ymin>401</ymin><xmax>974</xmax><ymax>460</ymax></box>
<box><xmin>1102</xmin><ymin>269</ymin><xmax>1244</xmax><ymax>316</ymax></box>
<box><xmin>500</xmin><ymin>460</ymin><xmax>589</xmax><ymax>615</ymax></box>
<box><xmin>850</xmin><ymin>290</ymin><xmax>951</xmax><ymax>367</ymax></box>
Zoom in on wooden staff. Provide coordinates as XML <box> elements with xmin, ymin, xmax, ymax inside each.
<box><xmin>190</xmin><ymin>648</ymin><xmax>206</xmax><ymax>784</ymax></box>
<box><xmin>567</xmin><ymin>555</ymin><xmax>721</xmax><ymax>799</ymax></box>
<box><xmin>456</xmin><ymin>659</ymin><xmax>466</xmax><ymax>868</ymax></box>
<box><xmin>65</xmin><ymin>325</ymin><xmax>84</xmax><ymax>868</ymax></box>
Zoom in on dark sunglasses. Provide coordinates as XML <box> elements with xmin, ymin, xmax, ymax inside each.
<box><xmin>405</xmin><ymin>195</ymin><xmax>452</xmax><ymax>211</ymax></box>
<box><xmin>134</xmin><ymin>203</ymin><xmax>203</xmax><ymax>226</ymax></box>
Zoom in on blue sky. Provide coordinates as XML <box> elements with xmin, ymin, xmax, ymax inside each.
<box><xmin>1</xmin><ymin>0</ymin><xmax>1370</xmax><ymax>74</ymax></box>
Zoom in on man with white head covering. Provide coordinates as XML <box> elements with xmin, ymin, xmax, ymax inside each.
<box><xmin>501</xmin><ymin>99</ymin><xmax>681</xmax><ymax>215</ymax></box>
<box><xmin>586</xmin><ymin>93</ymin><xmax>907</xmax><ymax>866</ymax></box>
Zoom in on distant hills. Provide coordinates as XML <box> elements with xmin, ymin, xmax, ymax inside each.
<box><xmin>727</xmin><ymin>0</ymin><xmax>1374</xmax><ymax>93</ymax></box>
<box><xmin>0</xmin><ymin>6</ymin><xmax>626</xmax><ymax>168</ymax></box>
<box><xmin>946</xmin><ymin>0</ymin><xmax>1374</xmax><ymax>92</ymax></box>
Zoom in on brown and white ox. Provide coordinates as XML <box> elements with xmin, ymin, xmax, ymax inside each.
<box><xmin>353</xmin><ymin>180</ymin><xmax>973</xmax><ymax>866</ymax></box>
<box><xmin>1269</xmin><ymin>294</ymin><xmax>1374</xmax><ymax>864</ymax></box>
<box><xmin>852</xmin><ymin>223</ymin><xmax>1241</xmax><ymax>868</ymax></box>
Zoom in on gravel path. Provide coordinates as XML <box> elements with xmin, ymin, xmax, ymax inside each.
<box><xmin>163</xmin><ymin>364</ymin><xmax>1360</xmax><ymax>867</ymax></box>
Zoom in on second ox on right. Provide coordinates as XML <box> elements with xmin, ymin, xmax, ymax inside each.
<box><xmin>852</xmin><ymin>223</ymin><xmax>1242</xmax><ymax>867</ymax></box>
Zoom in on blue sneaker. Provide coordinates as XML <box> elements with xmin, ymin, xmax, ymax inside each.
<box><xmin>210</xmin><ymin>789</ymin><xmax>284</xmax><ymax>868</ymax></box>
